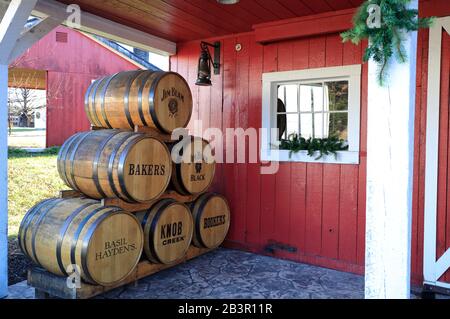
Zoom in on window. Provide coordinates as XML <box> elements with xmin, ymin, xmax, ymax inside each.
<box><xmin>262</xmin><ymin>65</ymin><xmax>361</xmax><ymax>164</ymax></box>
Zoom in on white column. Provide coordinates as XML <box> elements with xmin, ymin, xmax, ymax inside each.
<box><xmin>0</xmin><ymin>0</ymin><xmax>40</xmax><ymax>299</ymax></box>
<box><xmin>365</xmin><ymin>1</ymin><xmax>418</xmax><ymax>299</ymax></box>
<box><xmin>0</xmin><ymin>64</ymin><xmax>7</xmax><ymax>299</ymax></box>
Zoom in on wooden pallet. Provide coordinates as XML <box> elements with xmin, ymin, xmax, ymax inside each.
<box><xmin>46</xmin><ymin>153</ymin><xmax>208</xmax><ymax>299</ymax></box>
<box><xmin>90</xmin><ymin>125</ymin><xmax>182</xmax><ymax>143</ymax></box>
<box><xmin>59</xmin><ymin>190</ymin><xmax>200</xmax><ymax>212</ymax></box>
<box><xmin>28</xmin><ymin>246</ymin><xmax>212</xmax><ymax>299</ymax></box>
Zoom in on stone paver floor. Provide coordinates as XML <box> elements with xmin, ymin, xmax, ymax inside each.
<box><xmin>8</xmin><ymin>248</ymin><xmax>364</xmax><ymax>299</ymax></box>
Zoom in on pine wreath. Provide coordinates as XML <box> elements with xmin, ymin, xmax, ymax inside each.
<box><xmin>341</xmin><ymin>0</ymin><xmax>433</xmax><ymax>85</ymax></box>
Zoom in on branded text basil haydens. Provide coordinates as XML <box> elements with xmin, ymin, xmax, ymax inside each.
<box><xmin>96</xmin><ymin>238</ymin><xmax>137</xmax><ymax>261</ymax></box>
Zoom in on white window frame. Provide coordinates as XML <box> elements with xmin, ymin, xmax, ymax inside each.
<box><xmin>261</xmin><ymin>64</ymin><xmax>362</xmax><ymax>164</ymax></box>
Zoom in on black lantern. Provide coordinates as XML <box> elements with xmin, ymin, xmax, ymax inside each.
<box><xmin>196</xmin><ymin>41</ymin><xmax>221</xmax><ymax>86</ymax></box>
<box><xmin>217</xmin><ymin>0</ymin><xmax>240</xmax><ymax>3</ymax></box>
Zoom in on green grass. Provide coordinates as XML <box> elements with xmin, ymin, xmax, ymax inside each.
<box><xmin>10</xmin><ymin>128</ymin><xmax>46</xmax><ymax>133</ymax></box>
<box><xmin>8</xmin><ymin>147</ymin><xmax>59</xmax><ymax>157</ymax></box>
<box><xmin>8</xmin><ymin>147</ymin><xmax>67</xmax><ymax>239</ymax></box>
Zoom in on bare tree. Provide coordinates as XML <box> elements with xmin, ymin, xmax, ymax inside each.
<box><xmin>8</xmin><ymin>87</ymin><xmax>46</xmax><ymax>128</ymax></box>
<box><xmin>7</xmin><ymin>89</ymin><xmax>13</xmax><ymax>135</ymax></box>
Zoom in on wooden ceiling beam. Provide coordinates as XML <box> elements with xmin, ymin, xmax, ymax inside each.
<box><xmin>253</xmin><ymin>8</ymin><xmax>356</xmax><ymax>44</ymax></box>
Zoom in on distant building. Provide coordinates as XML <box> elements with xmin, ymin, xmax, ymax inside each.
<box><xmin>9</xmin><ymin>25</ymin><xmax>160</xmax><ymax>146</ymax></box>
<box><xmin>34</xmin><ymin>108</ymin><xmax>46</xmax><ymax>129</ymax></box>
<box><xmin>9</xmin><ymin>114</ymin><xmax>19</xmax><ymax>127</ymax></box>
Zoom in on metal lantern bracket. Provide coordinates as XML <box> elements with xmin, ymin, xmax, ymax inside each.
<box><xmin>201</xmin><ymin>41</ymin><xmax>221</xmax><ymax>75</ymax></box>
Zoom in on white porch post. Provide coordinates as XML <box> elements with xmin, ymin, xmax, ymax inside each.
<box><xmin>365</xmin><ymin>1</ymin><xmax>418</xmax><ymax>299</ymax></box>
<box><xmin>0</xmin><ymin>0</ymin><xmax>39</xmax><ymax>298</ymax></box>
<box><xmin>0</xmin><ymin>64</ymin><xmax>7</xmax><ymax>299</ymax></box>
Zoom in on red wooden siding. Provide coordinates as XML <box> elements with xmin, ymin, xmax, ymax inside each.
<box><xmin>436</xmin><ymin>31</ymin><xmax>450</xmax><ymax>283</ymax></box>
<box><xmin>411</xmin><ymin>27</ymin><xmax>450</xmax><ymax>286</ymax></box>
<box><xmin>170</xmin><ymin>1</ymin><xmax>450</xmax><ymax>286</ymax></box>
<box><xmin>11</xmin><ymin>26</ymin><xmax>140</xmax><ymax>146</ymax></box>
<box><xmin>421</xmin><ymin>0</ymin><xmax>450</xmax><ymax>18</ymax></box>
<box><xmin>172</xmin><ymin>32</ymin><xmax>367</xmax><ymax>275</ymax></box>
<box><xmin>253</xmin><ymin>9</ymin><xmax>356</xmax><ymax>44</ymax></box>
<box><xmin>10</xmin><ymin>0</ymin><xmax>448</xmax><ymax>285</ymax></box>
<box><xmin>410</xmin><ymin>0</ymin><xmax>450</xmax><ymax>285</ymax></box>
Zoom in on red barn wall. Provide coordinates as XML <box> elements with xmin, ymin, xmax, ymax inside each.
<box><xmin>11</xmin><ymin>26</ymin><xmax>140</xmax><ymax>146</ymax></box>
<box><xmin>6</xmin><ymin>0</ymin><xmax>446</xmax><ymax>285</ymax></box>
<box><xmin>171</xmin><ymin>1</ymin><xmax>450</xmax><ymax>285</ymax></box>
<box><xmin>411</xmin><ymin>1</ymin><xmax>450</xmax><ymax>286</ymax></box>
<box><xmin>172</xmin><ymin>32</ymin><xmax>367</xmax><ymax>275</ymax></box>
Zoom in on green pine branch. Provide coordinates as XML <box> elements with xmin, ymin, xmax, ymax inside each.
<box><xmin>279</xmin><ymin>133</ymin><xmax>349</xmax><ymax>160</ymax></box>
<box><xmin>341</xmin><ymin>0</ymin><xmax>434</xmax><ymax>86</ymax></box>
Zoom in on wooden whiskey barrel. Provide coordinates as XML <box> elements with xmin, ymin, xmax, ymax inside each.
<box><xmin>135</xmin><ymin>199</ymin><xmax>193</xmax><ymax>264</ymax></box>
<box><xmin>190</xmin><ymin>193</ymin><xmax>230</xmax><ymax>249</ymax></box>
<box><xmin>18</xmin><ymin>197</ymin><xmax>143</xmax><ymax>286</ymax></box>
<box><xmin>169</xmin><ymin>136</ymin><xmax>216</xmax><ymax>195</ymax></box>
<box><xmin>57</xmin><ymin>130</ymin><xmax>172</xmax><ymax>203</ymax></box>
<box><xmin>85</xmin><ymin>70</ymin><xmax>193</xmax><ymax>133</ymax></box>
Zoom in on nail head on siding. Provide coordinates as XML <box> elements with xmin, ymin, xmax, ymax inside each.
<box><xmin>235</xmin><ymin>44</ymin><xmax>242</xmax><ymax>52</ymax></box>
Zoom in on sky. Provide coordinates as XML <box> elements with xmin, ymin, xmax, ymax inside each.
<box><xmin>120</xmin><ymin>43</ymin><xmax>169</xmax><ymax>71</ymax></box>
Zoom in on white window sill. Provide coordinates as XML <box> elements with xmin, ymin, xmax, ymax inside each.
<box><xmin>261</xmin><ymin>150</ymin><xmax>360</xmax><ymax>165</ymax></box>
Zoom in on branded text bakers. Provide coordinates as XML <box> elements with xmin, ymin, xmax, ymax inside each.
<box><xmin>129</xmin><ymin>164</ymin><xmax>166</xmax><ymax>176</ymax></box>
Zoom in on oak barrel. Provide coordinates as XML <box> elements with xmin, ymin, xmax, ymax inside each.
<box><xmin>18</xmin><ymin>198</ymin><xmax>144</xmax><ymax>286</ymax></box>
<box><xmin>189</xmin><ymin>193</ymin><xmax>230</xmax><ymax>249</ymax></box>
<box><xmin>85</xmin><ymin>70</ymin><xmax>193</xmax><ymax>133</ymax></box>
<box><xmin>58</xmin><ymin>130</ymin><xmax>172</xmax><ymax>203</ymax></box>
<box><xmin>169</xmin><ymin>136</ymin><xmax>216</xmax><ymax>195</ymax></box>
<box><xmin>135</xmin><ymin>199</ymin><xmax>193</xmax><ymax>264</ymax></box>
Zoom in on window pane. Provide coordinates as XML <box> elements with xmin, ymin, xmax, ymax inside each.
<box><xmin>314</xmin><ymin>113</ymin><xmax>325</xmax><ymax>139</ymax></box>
<box><xmin>277</xmin><ymin>85</ymin><xmax>298</xmax><ymax>113</ymax></box>
<box><xmin>326</xmin><ymin>112</ymin><xmax>348</xmax><ymax>140</ymax></box>
<box><xmin>275</xmin><ymin>113</ymin><xmax>298</xmax><ymax>140</ymax></box>
<box><xmin>300</xmin><ymin>83</ymin><xmax>323</xmax><ymax>112</ymax></box>
<box><xmin>286</xmin><ymin>114</ymin><xmax>299</xmax><ymax>139</ymax></box>
<box><xmin>325</xmin><ymin>81</ymin><xmax>349</xmax><ymax>111</ymax></box>
<box><xmin>276</xmin><ymin>113</ymin><xmax>287</xmax><ymax>140</ymax></box>
<box><xmin>300</xmin><ymin>113</ymin><xmax>313</xmax><ymax>139</ymax></box>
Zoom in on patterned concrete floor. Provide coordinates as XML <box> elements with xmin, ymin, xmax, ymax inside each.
<box><xmin>7</xmin><ymin>248</ymin><xmax>365</xmax><ymax>299</ymax></box>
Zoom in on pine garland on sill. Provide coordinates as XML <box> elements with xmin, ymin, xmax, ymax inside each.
<box><xmin>279</xmin><ymin>133</ymin><xmax>349</xmax><ymax>160</ymax></box>
<box><xmin>341</xmin><ymin>0</ymin><xmax>434</xmax><ymax>86</ymax></box>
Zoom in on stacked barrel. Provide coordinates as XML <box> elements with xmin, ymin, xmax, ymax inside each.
<box><xmin>19</xmin><ymin>70</ymin><xmax>230</xmax><ymax>287</ymax></box>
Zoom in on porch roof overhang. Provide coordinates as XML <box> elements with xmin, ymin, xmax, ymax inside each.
<box><xmin>53</xmin><ymin>0</ymin><xmax>365</xmax><ymax>44</ymax></box>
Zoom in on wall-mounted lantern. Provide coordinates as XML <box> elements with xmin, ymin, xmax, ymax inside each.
<box><xmin>217</xmin><ymin>0</ymin><xmax>240</xmax><ymax>4</ymax></box>
<box><xmin>195</xmin><ymin>41</ymin><xmax>221</xmax><ymax>87</ymax></box>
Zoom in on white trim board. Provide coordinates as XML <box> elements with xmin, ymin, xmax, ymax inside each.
<box><xmin>260</xmin><ymin>150</ymin><xmax>359</xmax><ymax>165</ymax></box>
<box><xmin>0</xmin><ymin>0</ymin><xmax>38</xmax><ymax>64</ymax></box>
<box><xmin>423</xmin><ymin>16</ymin><xmax>450</xmax><ymax>290</ymax></box>
<box><xmin>32</xmin><ymin>0</ymin><xmax>176</xmax><ymax>56</ymax></box>
<box><xmin>0</xmin><ymin>0</ymin><xmax>41</xmax><ymax>299</ymax></box>
<box><xmin>81</xmin><ymin>32</ymin><xmax>147</xmax><ymax>70</ymax></box>
<box><xmin>0</xmin><ymin>64</ymin><xmax>7</xmax><ymax>299</ymax></box>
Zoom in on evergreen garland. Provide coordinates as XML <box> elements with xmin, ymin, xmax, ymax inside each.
<box><xmin>341</xmin><ymin>0</ymin><xmax>433</xmax><ymax>85</ymax></box>
<box><xmin>279</xmin><ymin>133</ymin><xmax>349</xmax><ymax>160</ymax></box>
